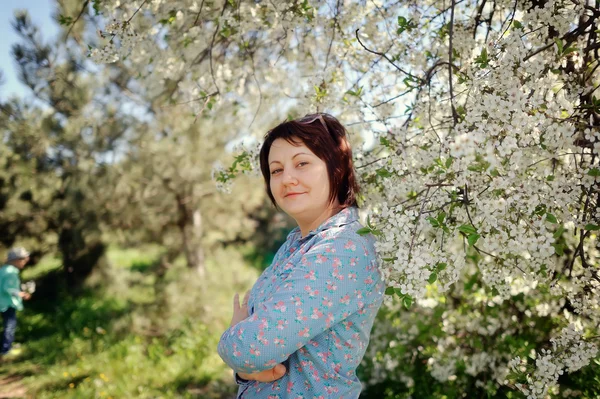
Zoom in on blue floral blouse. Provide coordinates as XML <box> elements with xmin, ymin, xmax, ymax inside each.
<box><xmin>217</xmin><ymin>206</ymin><xmax>385</xmax><ymax>398</ymax></box>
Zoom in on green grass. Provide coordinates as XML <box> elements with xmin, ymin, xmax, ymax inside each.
<box><xmin>1</xmin><ymin>245</ymin><xmax>259</xmax><ymax>398</ymax></box>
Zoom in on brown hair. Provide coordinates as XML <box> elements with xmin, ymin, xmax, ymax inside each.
<box><xmin>259</xmin><ymin>113</ymin><xmax>360</xmax><ymax>208</ymax></box>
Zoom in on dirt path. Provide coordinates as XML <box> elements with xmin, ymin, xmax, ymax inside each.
<box><xmin>0</xmin><ymin>375</ymin><xmax>26</xmax><ymax>399</ymax></box>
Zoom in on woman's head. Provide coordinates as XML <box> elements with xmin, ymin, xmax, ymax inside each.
<box><xmin>259</xmin><ymin>113</ymin><xmax>359</xmax><ymax>218</ymax></box>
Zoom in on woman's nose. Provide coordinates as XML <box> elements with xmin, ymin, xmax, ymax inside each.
<box><xmin>282</xmin><ymin>170</ymin><xmax>298</xmax><ymax>185</ymax></box>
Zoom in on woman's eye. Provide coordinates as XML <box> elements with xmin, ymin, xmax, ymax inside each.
<box><xmin>271</xmin><ymin>169</ymin><xmax>282</xmax><ymax>175</ymax></box>
<box><xmin>297</xmin><ymin>162</ymin><xmax>308</xmax><ymax>167</ymax></box>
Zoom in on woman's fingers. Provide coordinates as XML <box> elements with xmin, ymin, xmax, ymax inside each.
<box><xmin>241</xmin><ymin>290</ymin><xmax>250</xmax><ymax>308</ymax></box>
<box><xmin>233</xmin><ymin>292</ymin><xmax>240</xmax><ymax>310</ymax></box>
<box><xmin>238</xmin><ymin>364</ymin><xmax>286</xmax><ymax>382</ymax></box>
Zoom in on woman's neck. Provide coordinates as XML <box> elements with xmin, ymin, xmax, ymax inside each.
<box><xmin>297</xmin><ymin>203</ymin><xmax>342</xmax><ymax>238</ymax></box>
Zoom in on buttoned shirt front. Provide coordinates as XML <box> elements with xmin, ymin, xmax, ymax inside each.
<box><xmin>218</xmin><ymin>206</ymin><xmax>385</xmax><ymax>398</ymax></box>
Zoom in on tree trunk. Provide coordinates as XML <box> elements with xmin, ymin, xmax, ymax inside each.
<box><xmin>176</xmin><ymin>194</ymin><xmax>205</xmax><ymax>278</ymax></box>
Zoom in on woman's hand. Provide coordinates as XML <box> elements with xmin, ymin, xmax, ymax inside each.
<box><xmin>230</xmin><ymin>291</ymin><xmax>250</xmax><ymax>327</ymax></box>
<box><xmin>19</xmin><ymin>292</ymin><xmax>31</xmax><ymax>300</ymax></box>
<box><xmin>238</xmin><ymin>363</ymin><xmax>287</xmax><ymax>382</ymax></box>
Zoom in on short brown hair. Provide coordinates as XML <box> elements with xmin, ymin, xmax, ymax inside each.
<box><xmin>259</xmin><ymin>113</ymin><xmax>360</xmax><ymax>208</ymax></box>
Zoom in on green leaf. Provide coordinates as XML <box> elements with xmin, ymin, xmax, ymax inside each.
<box><xmin>467</xmin><ymin>233</ymin><xmax>480</xmax><ymax>246</ymax></box>
<box><xmin>458</xmin><ymin>225</ymin><xmax>477</xmax><ymax>235</ymax></box>
<box><xmin>554</xmin><ymin>38</ymin><xmax>564</xmax><ymax>55</ymax></box>
<box><xmin>403</xmin><ymin>296</ymin><xmax>413</xmax><ymax>309</ymax></box>
<box><xmin>385</xmin><ymin>287</ymin><xmax>395</xmax><ymax>295</ymax></box>
<box><xmin>552</xmin><ymin>242</ymin><xmax>564</xmax><ymax>256</ymax></box>
<box><xmin>382</xmin><ymin>257</ymin><xmax>398</xmax><ymax>262</ymax></box>
<box><xmin>426</xmin><ymin>216</ymin><xmax>440</xmax><ymax>228</ymax></box>
<box><xmin>474</xmin><ymin>48</ymin><xmax>489</xmax><ymax>68</ymax></box>
<box><xmin>546</xmin><ymin>213</ymin><xmax>558</xmax><ymax>224</ymax></box>
<box><xmin>436</xmin><ymin>262</ymin><xmax>447</xmax><ymax>271</ymax></box>
<box><xmin>437</xmin><ymin>212</ymin><xmax>446</xmax><ymax>224</ymax></box>
<box><xmin>356</xmin><ymin>227</ymin><xmax>371</xmax><ymax>236</ymax></box>
<box><xmin>584</xmin><ymin>224</ymin><xmax>600</xmax><ymax>231</ymax></box>
<box><xmin>587</xmin><ymin>168</ymin><xmax>600</xmax><ymax>177</ymax></box>
<box><xmin>513</xmin><ymin>20</ymin><xmax>523</xmax><ymax>29</ymax></box>
<box><xmin>445</xmin><ymin>157</ymin><xmax>453</xmax><ymax>168</ymax></box>
<box><xmin>376</xmin><ymin>168</ymin><xmax>392</xmax><ymax>178</ymax></box>
<box><xmin>553</xmin><ymin>225</ymin><xmax>565</xmax><ymax>239</ymax></box>
<box><xmin>428</xmin><ymin>272</ymin><xmax>438</xmax><ymax>284</ymax></box>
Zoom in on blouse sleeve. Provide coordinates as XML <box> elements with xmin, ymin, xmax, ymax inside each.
<box><xmin>217</xmin><ymin>237</ymin><xmax>381</xmax><ymax>373</ymax></box>
<box><xmin>2</xmin><ymin>273</ymin><xmax>20</xmax><ymax>297</ymax></box>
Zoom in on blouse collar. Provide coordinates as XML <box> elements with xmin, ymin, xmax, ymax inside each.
<box><xmin>286</xmin><ymin>206</ymin><xmax>359</xmax><ymax>241</ymax></box>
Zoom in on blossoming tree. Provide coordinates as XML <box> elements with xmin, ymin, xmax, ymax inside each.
<box><xmin>78</xmin><ymin>0</ymin><xmax>599</xmax><ymax>396</ymax></box>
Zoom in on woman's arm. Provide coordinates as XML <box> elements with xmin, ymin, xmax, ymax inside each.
<box><xmin>2</xmin><ymin>273</ymin><xmax>21</xmax><ymax>298</ymax></box>
<box><xmin>217</xmin><ymin>237</ymin><xmax>382</xmax><ymax>373</ymax></box>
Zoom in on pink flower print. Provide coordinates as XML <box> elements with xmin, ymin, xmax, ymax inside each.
<box><xmin>274</xmin><ymin>301</ymin><xmax>287</xmax><ymax>312</ymax></box>
<box><xmin>324</xmin><ymin>244</ymin><xmax>335</xmax><ymax>253</ymax></box>
<box><xmin>322</xmin><ymin>297</ymin><xmax>333</xmax><ymax>307</ymax></box>
<box><xmin>233</xmin><ymin>343</ymin><xmax>241</xmax><ymax>357</ymax></box>
<box><xmin>344</xmin><ymin>339</ymin><xmax>354</xmax><ymax>349</ymax></box>
<box><xmin>304</xmin><ymin>270</ymin><xmax>316</xmax><ymax>280</ymax></box>
<box><xmin>326</xmin><ymin>281</ymin><xmax>337</xmax><ymax>292</ymax></box>
<box><xmin>364</xmin><ymin>276</ymin><xmax>374</xmax><ymax>284</ymax></box>
<box><xmin>291</xmin><ymin>295</ymin><xmax>303</xmax><ymax>306</ymax></box>
<box><xmin>311</xmin><ymin>307</ymin><xmax>323</xmax><ymax>319</ymax></box>
<box><xmin>273</xmin><ymin>337</ymin><xmax>286</xmax><ymax>347</ymax></box>
<box><xmin>332</xmin><ymin>257</ymin><xmax>341</xmax><ymax>268</ymax></box>
<box><xmin>287</xmin><ymin>381</ymin><xmax>294</xmax><ymax>393</ymax></box>
<box><xmin>237</xmin><ymin>328</ymin><xmax>245</xmax><ymax>339</ymax></box>
<box><xmin>347</xmin><ymin>272</ymin><xmax>357</xmax><ymax>281</ymax></box>
<box><xmin>333</xmin><ymin>362</ymin><xmax>342</xmax><ymax>373</ymax></box>
<box><xmin>257</xmin><ymin>331</ymin><xmax>269</xmax><ymax>345</ymax></box>
<box><xmin>312</xmin><ymin>369</ymin><xmax>321</xmax><ymax>382</ymax></box>
<box><xmin>295</xmin><ymin>308</ymin><xmax>307</xmax><ymax>322</ymax></box>
<box><xmin>259</xmin><ymin>318</ymin><xmax>269</xmax><ymax>329</ymax></box>
<box><xmin>314</xmin><ymin>396</ymin><xmax>324</xmax><ymax>399</ymax></box>
<box><xmin>354</xmin><ymin>289</ymin><xmax>363</xmax><ymax>299</ymax></box>
<box><xmin>339</xmin><ymin>294</ymin><xmax>351</xmax><ymax>305</ymax></box>
<box><xmin>265</xmin><ymin>359</ymin><xmax>278</xmax><ymax>367</ymax></box>
<box><xmin>304</xmin><ymin>285</ymin><xmax>319</xmax><ymax>297</ymax></box>
<box><xmin>325</xmin><ymin>386</ymin><xmax>340</xmax><ymax>394</ymax></box>
<box><xmin>344</xmin><ymin>353</ymin><xmax>352</xmax><ymax>361</ymax></box>
<box><xmin>276</xmin><ymin>319</ymin><xmax>288</xmax><ymax>330</ymax></box>
<box><xmin>307</xmin><ymin>339</ymin><xmax>319</xmax><ymax>347</ymax></box>
<box><xmin>344</xmin><ymin>240</ymin><xmax>356</xmax><ymax>251</ymax></box>
<box><xmin>284</xmin><ymin>262</ymin><xmax>293</xmax><ymax>271</ymax></box>
<box><xmin>249</xmin><ymin>345</ymin><xmax>261</xmax><ymax>356</ymax></box>
<box><xmin>298</xmin><ymin>327</ymin><xmax>310</xmax><ymax>337</ymax></box>
<box><xmin>333</xmin><ymin>269</ymin><xmax>345</xmax><ymax>281</ymax></box>
<box><xmin>316</xmin><ymin>254</ymin><xmax>328</xmax><ymax>264</ymax></box>
<box><xmin>289</xmin><ymin>246</ymin><xmax>296</xmax><ymax>253</ymax></box>
<box><xmin>342</xmin><ymin>320</ymin><xmax>354</xmax><ymax>330</ymax></box>
<box><xmin>267</xmin><ymin>395</ymin><xmax>279</xmax><ymax>399</ymax></box>
<box><xmin>349</xmin><ymin>257</ymin><xmax>357</xmax><ymax>266</ymax></box>
<box><xmin>325</xmin><ymin>313</ymin><xmax>335</xmax><ymax>328</ymax></box>
<box><xmin>363</xmin><ymin>248</ymin><xmax>369</xmax><ymax>256</ymax></box>
<box><xmin>317</xmin><ymin>350</ymin><xmax>332</xmax><ymax>362</ymax></box>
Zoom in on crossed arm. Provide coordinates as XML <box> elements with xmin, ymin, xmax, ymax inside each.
<box><xmin>217</xmin><ymin>239</ymin><xmax>376</xmax><ymax>374</ymax></box>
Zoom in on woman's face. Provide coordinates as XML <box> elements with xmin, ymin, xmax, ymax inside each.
<box><xmin>268</xmin><ymin>138</ymin><xmax>332</xmax><ymax>219</ymax></box>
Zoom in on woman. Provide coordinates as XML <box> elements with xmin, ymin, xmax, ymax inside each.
<box><xmin>217</xmin><ymin>113</ymin><xmax>384</xmax><ymax>398</ymax></box>
<box><xmin>1</xmin><ymin>247</ymin><xmax>31</xmax><ymax>358</ymax></box>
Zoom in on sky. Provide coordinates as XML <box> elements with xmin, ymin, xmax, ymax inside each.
<box><xmin>0</xmin><ymin>0</ymin><xmax>59</xmax><ymax>99</ymax></box>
